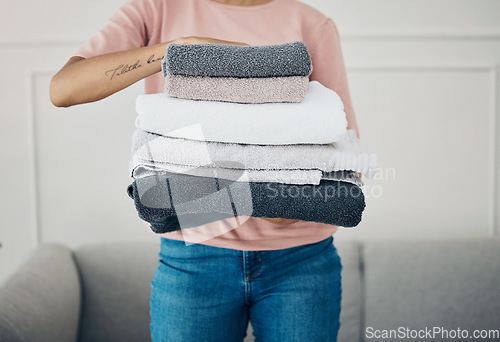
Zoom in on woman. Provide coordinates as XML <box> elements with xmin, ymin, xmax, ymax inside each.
<box><xmin>50</xmin><ymin>0</ymin><xmax>359</xmax><ymax>340</ymax></box>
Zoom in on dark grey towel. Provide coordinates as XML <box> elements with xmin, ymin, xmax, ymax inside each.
<box><xmin>162</xmin><ymin>41</ymin><xmax>313</xmax><ymax>78</ymax></box>
<box><xmin>127</xmin><ymin>172</ymin><xmax>365</xmax><ymax>234</ymax></box>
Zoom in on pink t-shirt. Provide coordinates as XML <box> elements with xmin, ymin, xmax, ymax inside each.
<box><xmin>73</xmin><ymin>0</ymin><xmax>360</xmax><ymax>251</ymax></box>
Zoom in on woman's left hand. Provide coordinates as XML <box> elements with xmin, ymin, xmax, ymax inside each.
<box><xmin>260</xmin><ymin>218</ymin><xmax>300</xmax><ymax>225</ymax></box>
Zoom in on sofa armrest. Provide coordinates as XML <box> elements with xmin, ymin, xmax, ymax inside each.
<box><xmin>0</xmin><ymin>244</ymin><xmax>81</xmax><ymax>342</ymax></box>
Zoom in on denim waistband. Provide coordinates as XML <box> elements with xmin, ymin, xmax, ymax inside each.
<box><xmin>159</xmin><ymin>235</ymin><xmax>334</xmax><ymax>259</ymax></box>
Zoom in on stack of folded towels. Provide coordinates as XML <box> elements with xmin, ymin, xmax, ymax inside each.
<box><xmin>127</xmin><ymin>41</ymin><xmax>378</xmax><ymax>234</ymax></box>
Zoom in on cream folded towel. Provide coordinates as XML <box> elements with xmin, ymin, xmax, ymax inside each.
<box><xmin>164</xmin><ymin>75</ymin><xmax>309</xmax><ymax>104</ymax></box>
<box><xmin>135</xmin><ymin>81</ymin><xmax>347</xmax><ymax>145</ymax></box>
<box><xmin>130</xmin><ymin>129</ymin><xmax>377</xmax><ymax>177</ymax></box>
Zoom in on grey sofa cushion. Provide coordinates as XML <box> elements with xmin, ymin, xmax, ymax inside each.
<box><xmin>0</xmin><ymin>244</ymin><xmax>81</xmax><ymax>342</ymax></box>
<box><xmin>335</xmin><ymin>240</ymin><xmax>362</xmax><ymax>342</ymax></box>
<box><xmin>3</xmin><ymin>238</ymin><xmax>500</xmax><ymax>342</ymax></box>
<box><xmin>74</xmin><ymin>242</ymin><xmax>160</xmax><ymax>342</ymax></box>
<box><xmin>363</xmin><ymin>239</ymin><xmax>500</xmax><ymax>341</ymax></box>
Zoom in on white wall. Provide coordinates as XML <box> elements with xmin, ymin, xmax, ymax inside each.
<box><xmin>1</xmin><ymin>0</ymin><xmax>499</xmax><ymax>283</ymax></box>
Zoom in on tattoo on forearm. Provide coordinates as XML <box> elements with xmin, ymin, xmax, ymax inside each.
<box><xmin>147</xmin><ymin>54</ymin><xmax>164</xmax><ymax>64</ymax></box>
<box><xmin>104</xmin><ymin>54</ymin><xmax>164</xmax><ymax>80</ymax></box>
<box><xmin>105</xmin><ymin>60</ymin><xmax>142</xmax><ymax>80</ymax></box>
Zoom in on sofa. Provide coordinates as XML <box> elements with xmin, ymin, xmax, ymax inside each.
<box><xmin>1</xmin><ymin>238</ymin><xmax>499</xmax><ymax>342</ymax></box>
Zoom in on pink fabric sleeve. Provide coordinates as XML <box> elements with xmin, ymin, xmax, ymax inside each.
<box><xmin>72</xmin><ymin>0</ymin><xmax>156</xmax><ymax>58</ymax></box>
<box><xmin>308</xmin><ymin>18</ymin><xmax>360</xmax><ymax>138</ymax></box>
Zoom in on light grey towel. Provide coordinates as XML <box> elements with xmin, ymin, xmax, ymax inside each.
<box><xmin>162</xmin><ymin>41</ymin><xmax>313</xmax><ymax>78</ymax></box>
<box><xmin>164</xmin><ymin>75</ymin><xmax>309</xmax><ymax>103</ymax></box>
<box><xmin>130</xmin><ymin>161</ymin><xmax>364</xmax><ymax>187</ymax></box>
<box><xmin>130</xmin><ymin>129</ymin><xmax>378</xmax><ymax>178</ymax></box>
<box><xmin>130</xmin><ymin>155</ymin><xmax>364</xmax><ymax>186</ymax></box>
<box><xmin>129</xmin><ymin>160</ymin><xmax>326</xmax><ymax>185</ymax></box>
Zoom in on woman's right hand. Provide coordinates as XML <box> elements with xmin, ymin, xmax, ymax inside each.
<box><xmin>50</xmin><ymin>36</ymin><xmax>248</xmax><ymax>108</ymax></box>
<box><xmin>173</xmin><ymin>36</ymin><xmax>249</xmax><ymax>46</ymax></box>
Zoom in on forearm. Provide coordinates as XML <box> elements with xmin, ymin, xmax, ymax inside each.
<box><xmin>50</xmin><ymin>41</ymin><xmax>170</xmax><ymax>107</ymax></box>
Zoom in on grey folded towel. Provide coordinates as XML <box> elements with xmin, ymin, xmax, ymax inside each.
<box><xmin>162</xmin><ymin>41</ymin><xmax>313</xmax><ymax>78</ymax></box>
<box><xmin>126</xmin><ymin>172</ymin><xmax>365</xmax><ymax>233</ymax></box>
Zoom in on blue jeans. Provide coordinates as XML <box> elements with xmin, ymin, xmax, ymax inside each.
<box><xmin>150</xmin><ymin>236</ymin><xmax>342</xmax><ymax>342</ymax></box>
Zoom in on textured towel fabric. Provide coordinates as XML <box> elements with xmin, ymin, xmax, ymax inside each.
<box><xmin>131</xmin><ymin>129</ymin><xmax>377</xmax><ymax>178</ymax></box>
<box><xmin>126</xmin><ymin>172</ymin><xmax>365</xmax><ymax>233</ymax></box>
<box><xmin>164</xmin><ymin>74</ymin><xmax>309</xmax><ymax>104</ymax></box>
<box><xmin>130</xmin><ymin>161</ymin><xmax>364</xmax><ymax>187</ymax></box>
<box><xmin>162</xmin><ymin>41</ymin><xmax>313</xmax><ymax>78</ymax></box>
<box><xmin>135</xmin><ymin>81</ymin><xmax>347</xmax><ymax>145</ymax></box>
<box><xmin>130</xmin><ymin>160</ymin><xmax>324</xmax><ymax>185</ymax></box>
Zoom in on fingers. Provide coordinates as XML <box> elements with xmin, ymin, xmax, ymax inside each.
<box><xmin>174</xmin><ymin>36</ymin><xmax>249</xmax><ymax>46</ymax></box>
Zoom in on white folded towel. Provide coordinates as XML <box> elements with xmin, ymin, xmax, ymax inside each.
<box><xmin>130</xmin><ymin>129</ymin><xmax>378</xmax><ymax>178</ymax></box>
<box><xmin>134</xmin><ymin>81</ymin><xmax>348</xmax><ymax>145</ymax></box>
